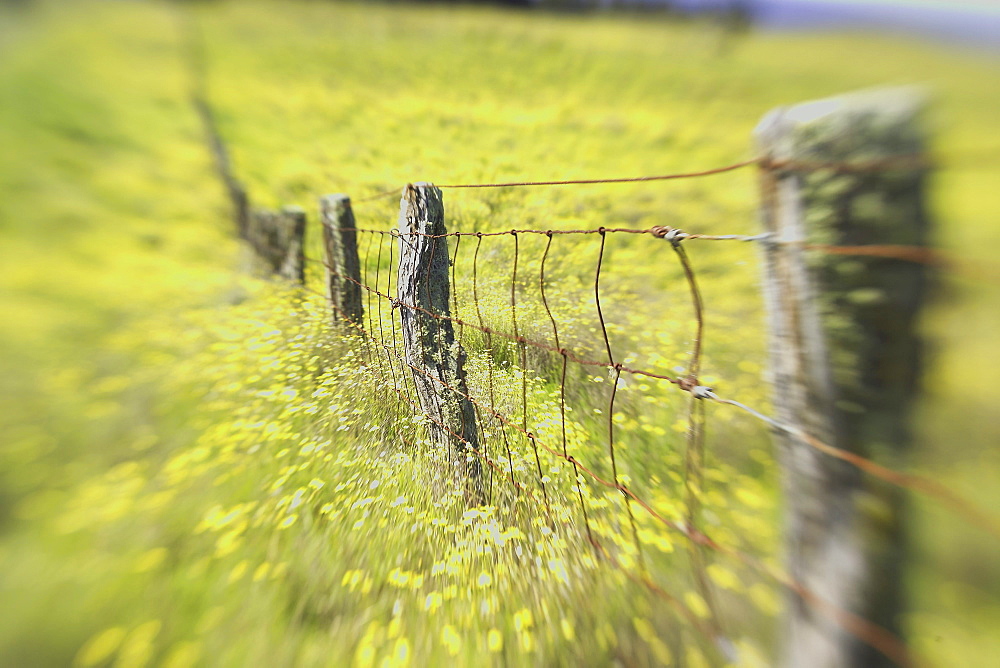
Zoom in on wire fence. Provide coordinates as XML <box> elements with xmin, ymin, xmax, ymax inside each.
<box><xmin>305</xmin><ymin>217</ymin><xmax>998</xmax><ymax>533</ymax></box>
<box><xmin>184</xmin><ymin>18</ymin><xmax>1000</xmax><ymax>662</ymax></box>
<box><xmin>286</xmin><ymin>189</ymin><xmax>994</xmax><ymax>666</ymax></box>
<box><xmin>216</xmin><ymin>155</ymin><xmax>1000</xmax><ymax>667</ymax></box>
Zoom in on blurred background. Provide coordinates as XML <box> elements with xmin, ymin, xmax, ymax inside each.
<box><xmin>1</xmin><ymin>0</ymin><xmax>998</xmax><ymax>666</ymax></box>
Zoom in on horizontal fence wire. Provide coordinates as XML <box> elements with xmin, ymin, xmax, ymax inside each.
<box><xmin>352</xmin><ymin>154</ymin><xmax>933</xmax><ymax>203</ymax></box>
<box><xmin>331</xmin><ymin>225</ymin><xmax>960</xmax><ymax>272</ymax></box>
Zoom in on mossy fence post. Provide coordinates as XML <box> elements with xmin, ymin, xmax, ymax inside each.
<box><xmin>756</xmin><ymin>89</ymin><xmax>931</xmax><ymax>668</ymax></box>
<box><xmin>320</xmin><ymin>194</ymin><xmax>363</xmax><ymax>327</ymax></box>
<box><xmin>396</xmin><ymin>183</ymin><xmax>485</xmax><ymax>505</ymax></box>
<box><xmin>246</xmin><ymin>206</ymin><xmax>307</xmax><ymax>283</ymax></box>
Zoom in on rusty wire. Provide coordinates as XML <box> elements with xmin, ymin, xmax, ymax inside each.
<box><xmin>347</xmin><ymin>160</ymin><xmax>763</xmax><ymax>207</ymax></box>
<box><xmin>510</xmin><ymin>231</ymin><xmax>553</xmax><ymax>516</ymax></box>
<box><xmin>273</xmin><ymin>152</ymin><xmax>976</xmax><ymax>668</ymax></box>
<box><xmin>188</xmin><ymin>39</ymin><xmax>970</xmax><ymax>662</ymax></box>
<box><xmin>593</xmin><ymin>229</ymin><xmax>647</xmax><ymax>573</ymax></box>
<box><xmin>539</xmin><ymin>231</ymin><xmax>595</xmax><ymax>549</ymax></box>
<box><xmin>337</xmin><ymin>225</ymin><xmax>766</xmax><ymax>241</ymax></box>
<box><xmin>316</xmin><ymin>225</ymin><xmax>958</xmax><ymax>270</ymax></box>
<box><xmin>665</xmin><ymin>230</ymin><xmax>727</xmax><ymax>642</ymax></box>
<box><xmin>306</xmin><ymin>249</ymin><xmax>693</xmax><ymax>387</ymax></box>
<box><xmin>299</xmin><ymin>255</ymin><xmax>916</xmax><ymax>667</ymax></box>
<box><xmin>434</xmin><ymin>158</ymin><xmax>760</xmax><ymax>188</ymax></box>
<box><xmin>305</xmin><ymin>230</ymin><xmax>999</xmax><ymax>541</ymax></box>
<box><xmin>299</xmin><ymin>279</ymin><xmax>730</xmax><ymax>649</ymax></box>
<box><xmin>305</xmin><ymin>222</ymin><xmax>931</xmax><ymax>665</ymax></box>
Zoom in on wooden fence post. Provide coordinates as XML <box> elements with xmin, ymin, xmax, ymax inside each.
<box><xmin>246</xmin><ymin>206</ymin><xmax>306</xmax><ymax>284</ymax></box>
<box><xmin>319</xmin><ymin>194</ymin><xmax>364</xmax><ymax>327</ymax></box>
<box><xmin>396</xmin><ymin>183</ymin><xmax>484</xmax><ymax>504</ymax></box>
<box><xmin>756</xmin><ymin>89</ymin><xmax>931</xmax><ymax>668</ymax></box>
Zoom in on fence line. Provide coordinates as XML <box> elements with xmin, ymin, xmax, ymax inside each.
<box><xmin>339</xmin><ymin>225</ymin><xmax>840</xmax><ymax>642</ymax></box>
<box><xmin>315</xmin><ymin>219</ymin><xmax>730</xmax><ymax>632</ymax></box>
<box><xmin>294</xmin><ymin>195</ymin><xmax>995</xmax><ymax>667</ymax></box>
<box><xmin>184</xmin><ymin>31</ymin><xmax>998</xmax><ymax>658</ymax></box>
<box><xmin>300</xmin><ymin>267</ymin><xmax>910</xmax><ymax>666</ymax></box>
<box><xmin>309</xmin><ymin>232</ymin><xmax>1000</xmax><ymax>538</ymax></box>
<box><xmin>300</xmin><ymin>277</ymin><xmax>735</xmax><ymax>653</ymax></box>
<box><xmin>301</xmin><ymin>218</ymin><xmax>918</xmax><ymax>667</ymax></box>
<box><xmin>244</xmin><ymin>186</ymin><xmax>974</xmax><ymax>668</ymax></box>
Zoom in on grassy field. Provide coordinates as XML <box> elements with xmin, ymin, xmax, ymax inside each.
<box><xmin>2</xmin><ymin>1</ymin><xmax>999</xmax><ymax>666</ymax></box>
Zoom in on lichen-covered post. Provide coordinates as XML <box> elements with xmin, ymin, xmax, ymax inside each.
<box><xmin>320</xmin><ymin>194</ymin><xmax>363</xmax><ymax>327</ymax></box>
<box><xmin>246</xmin><ymin>206</ymin><xmax>306</xmax><ymax>284</ymax></box>
<box><xmin>397</xmin><ymin>183</ymin><xmax>484</xmax><ymax>505</ymax></box>
<box><xmin>756</xmin><ymin>89</ymin><xmax>931</xmax><ymax>668</ymax></box>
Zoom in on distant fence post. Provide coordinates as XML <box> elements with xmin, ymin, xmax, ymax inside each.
<box><xmin>397</xmin><ymin>183</ymin><xmax>484</xmax><ymax>505</ymax></box>
<box><xmin>756</xmin><ymin>89</ymin><xmax>931</xmax><ymax>668</ymax></box>
<box><xmin>246</xmin><ymin>206</ymin><xmax>306</xmax><ymax>284</ymax></box>
<box><xmin>319</xmin><ymin>194</ymin><xmax>364</xmax><ymax>327</ymax></box>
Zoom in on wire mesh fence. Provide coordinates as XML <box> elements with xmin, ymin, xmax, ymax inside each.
<box><xmin>250</xmin><ymin>161</ymin><xmax>991</xmax><ymax>665</ymax></box>
<box><xmin>189</xmin><ymin>33</ymin><xmax>999</xmax><ymax>660</ymax></box>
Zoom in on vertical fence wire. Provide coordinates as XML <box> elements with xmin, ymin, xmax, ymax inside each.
<box><xmin>539</xmin><ymin>231</ymin><xmax>596</xmax><ymax>550</ymax></box>
<box><xmin>472</xmin><ymin>233</ymin><xmax>518</xmax><ymax>498</ymax></box>
<box><xmin>669</xmin><ymin>238</ymin><xmax>726</xmax><ymax>641</ymax></box>
<box><xmin>594</xmin><ymin>229</ymin><xmax>646</xmax><ymax>573</ymax></box>
<box><xmin>510</xmin><ymin>231</ymin><xmax>552</xmax><ymax>518</ymax></box>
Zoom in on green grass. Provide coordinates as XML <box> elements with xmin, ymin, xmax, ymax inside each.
<box><xmin>1</xmin><ymin>1</ymin><xmax>999</xmax><ymax>666</ymax></box>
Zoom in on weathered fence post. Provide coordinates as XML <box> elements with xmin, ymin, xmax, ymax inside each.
<box><xmin>397</xmin><ymin>183</ymin><xmax>484</xmax><ymax>504</ymax></box>
<box><xmin>246</xmin><ymin>206</ymin><xmax>306</xmax><ymax>283</ymax></box>
<box><xmin>320</xmin><ymin>194</ymin><xmax>364</xmax><ymax>327</ymax></box>
<box><xmin>756</xmin><ymin>89</ymin><xmax>931</xmax><ymax>668</ymax></box>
